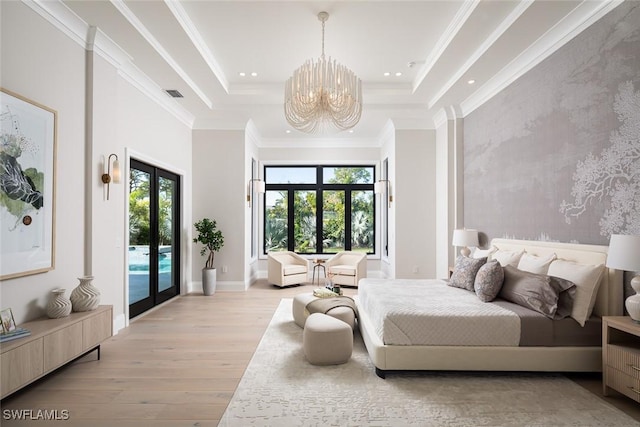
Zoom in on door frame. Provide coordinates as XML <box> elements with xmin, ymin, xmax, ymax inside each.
<box><xmin>124</xmin><ymin>149</ymin><xmax>187</xmax><ymax>325</ymax></box>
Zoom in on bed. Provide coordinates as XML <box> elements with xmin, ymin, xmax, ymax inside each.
<box><xmin>356</xmin><ymin>239</ymin><xmax>624</xmax><ymax>378</ymax></box>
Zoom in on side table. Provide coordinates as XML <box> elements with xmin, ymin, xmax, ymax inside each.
<box><xmin>312</xmin><ymin>259</ymin><xmax>326</xmax><ymax>285</ymax></box>
<box><xmin>602</xmin><ymin>316</ymin><xmax>640</xmax><ymax>403</ymax></box>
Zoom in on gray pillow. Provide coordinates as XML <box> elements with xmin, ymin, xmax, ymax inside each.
<box><xmin>550</xmin><ymin>276</ymin><xmax>577</xmax><ymax>319</ymax></box>
<box><xmin>474</xmin><ymin>261</ymin><xmax>504</xmax><ymax>302</ymax></box>
<box><xmin>449</xmin><ymin>256</ymin><xmax>487</xmax><ymax>291</ymax></box>
<box><xmin>499</xmin><ymin>266</ymin><xmax>575</xmax><ymax>319</ymax></box>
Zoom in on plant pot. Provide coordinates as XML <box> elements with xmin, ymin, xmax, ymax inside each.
<box><xmin>203</xmin><ymin>268</ymin><xmax>217</xmax><ymax>296</ymax></box>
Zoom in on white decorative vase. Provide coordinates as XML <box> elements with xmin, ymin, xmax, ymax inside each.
<box><xmin>70</xmin><ymin>276</ymin><xmax>100</xmax><ymax>312</ymax></box>
<box><xmin>46</xmin><ymin>288</ymin><xmax>72</xmax><ymax>319</ymax></box>
<box><xmin>626</xmin><ymin>276</ymin><xmax>640</xmax><ymax>323</ymax></box>
<box><xmin>202</xmin><ymin>268</ymin><xmax>217</xmax><ymax>296</ymax></box>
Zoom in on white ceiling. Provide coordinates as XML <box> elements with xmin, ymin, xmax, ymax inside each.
<box><xmin>61</xmin><ymin>0</ymin><xmax>618</xmax><ymax>143</ymax></box>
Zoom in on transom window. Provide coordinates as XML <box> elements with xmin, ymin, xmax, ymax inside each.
<box><xmin>264</xmin><ymin>165</ymin><xmax>375</xmax><ymax>255</ymax></box>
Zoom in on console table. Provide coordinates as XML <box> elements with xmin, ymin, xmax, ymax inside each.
<box><xmin>0</xmin><ymin>305</ymin><xmax>113</xmax><ymax>399</ymax></box>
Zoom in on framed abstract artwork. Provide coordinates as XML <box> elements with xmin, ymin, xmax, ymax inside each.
<box><xmin>0</xmin><ymin>88</ymin><xmax>56</xmax><ymax>280</ymax></box>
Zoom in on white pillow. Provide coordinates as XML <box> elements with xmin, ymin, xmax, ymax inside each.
<box><xmin>547</xmin><ymin>259</ymin><xmax>605</xmax><ymax>327</ymax></box>
<box><xmin>473</xmin><ymin>245</ymin><xmax>498</xmax><ymax>259</ymax></box>
<box><xmin>517</xmin><ymin>252</ymin><xmax>557</xmax><ymax>275</ymax></box>
<box><xmin>492</xmin><ymin>249</ymin><xmax>525</xmax><ymax>267</ymax></box>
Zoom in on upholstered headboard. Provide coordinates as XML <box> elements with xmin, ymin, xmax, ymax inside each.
<box><xmin>490</xmin><ymin>238</ymin><xmax>623</xmax><ymax>317</ymax></box>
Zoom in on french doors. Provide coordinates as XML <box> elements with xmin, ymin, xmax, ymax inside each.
<box><xmin>128</xmin><ymin>159</ymin><xmax>180</xmax><ymax>318</ymax></box>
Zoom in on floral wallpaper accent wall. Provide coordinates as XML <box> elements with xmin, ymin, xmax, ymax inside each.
<box><xmin>464</xmin><ymin>1</ymin><xmax>640</xmax><ymax>247</ymax></box>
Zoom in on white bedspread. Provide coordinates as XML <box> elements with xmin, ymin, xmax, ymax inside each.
<box><xmin>357</xmin><ymin>278</ymin><xmax>521</xmax><ymax>346</ymax></box>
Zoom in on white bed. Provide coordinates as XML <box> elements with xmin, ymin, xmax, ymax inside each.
<box><xmin>356</xmin><ymin>239</ymin><xmax>623</xmax><ymax>378</ymax></box>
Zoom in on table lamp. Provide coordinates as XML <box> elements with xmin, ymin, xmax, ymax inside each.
<box><xmin>452</xmin><ymin>229</ymin><xmax>479</xmax><ymax>257</ymax></box>
<box><xmin>606</xmin><ymin>234</ymin><xmax>640</xmax><ymax>322</ymax></box>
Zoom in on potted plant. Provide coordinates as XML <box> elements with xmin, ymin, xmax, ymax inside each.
<box><xmin>193</xmin><ymin>218</ymin><xmax>224</xmax><ymax>295</ymax></box>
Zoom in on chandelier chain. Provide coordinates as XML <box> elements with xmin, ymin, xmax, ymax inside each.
<box><xmin>321</xmin><ymin>18</ymin><xmax>325</xmax><ymax>59</ymax></box>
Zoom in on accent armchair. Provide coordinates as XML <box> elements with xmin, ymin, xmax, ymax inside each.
<box><xmin>267</xmin><ymin>251</ymin><xmax>309</xmax><ymax>287</ymax></box>
<box><xmin>326</xmin><ymin>251</ymin><xmax>367</xmax><ymax>287</ymax></box>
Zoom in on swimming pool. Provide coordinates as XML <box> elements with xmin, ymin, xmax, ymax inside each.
<box><xmin>128</xmin><ymin>246</ymin><xmax>173</xmax><ymax>273</ymax></box>
<box><xmin>128</xmin><ymin>246</ymin><xmax>173</xmax><ymax>304</ymax></box>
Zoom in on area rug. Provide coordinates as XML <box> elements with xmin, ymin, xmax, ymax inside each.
<box><xmin>219</xmin><ymin>299</ymin><xmax>638</xmax><ymax>426</ymax></box>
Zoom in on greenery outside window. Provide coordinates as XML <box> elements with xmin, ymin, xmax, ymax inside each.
<box><xmin>264</xmin><ymin>165</ymin><xmax>375</xmax><ymax>255</ymax></box>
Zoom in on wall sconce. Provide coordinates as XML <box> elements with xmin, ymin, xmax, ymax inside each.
<box><xmin>101</xmin><ymin>154</ymin><xmax>120</xmax><ymax>200</ymax></box>
<box><xmin>374</xmin><ymin>179</ymin><xmax>393</xmax><ymax>206</ymax></box>
<box><xmin>246</xmin><ymin>178</ymin><xmax>265</xmax><ymax>207</ymax></box>
<box><xmin>452</xmin><ymin>228</ymin><xmax>479</xmax><ymax>257</ymax></box>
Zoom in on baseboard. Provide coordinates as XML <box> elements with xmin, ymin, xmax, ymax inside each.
<box><xmin>113</xmin><ymin>313</ymin><xmax>126</xmax><ymax>334</ymax></box>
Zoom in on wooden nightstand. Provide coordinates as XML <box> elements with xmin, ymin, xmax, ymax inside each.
<box><xmin>603</xmin><ymin>316</ymin><xmax>640</xmax><ymax>403</ymax></box>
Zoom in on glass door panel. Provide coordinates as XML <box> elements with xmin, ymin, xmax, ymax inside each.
<box><xmin>128</xmin><ymin>167</ymin><xmax>151</xmax><ymax>305</ymax></box>
<box><xmin>294</xmin><ymin>190</ymin><xmax>316</xmax><ymax>253</ymax></box>
<box><xmin>351</xmin><ymin>190</ymin><xmax>374</xmax><ymax>253</ymax></box>
<box><xmin>157</xmin><ymin>175</ymin><xmax>175</xmax><ymax>293</ymax></box>
<box><xmin>322</xmin><ymin>190</ymin><xmax>345</xmax><ymax>253</ymax></box>
<box><xmin>265</xmin><ymin>190</ymin><xmax>288</xmax><ymax>252</ymax></box>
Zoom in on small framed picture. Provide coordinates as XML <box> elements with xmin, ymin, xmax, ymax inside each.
<box><xmin>1</xmin><ymin>308</ymin><xmax>17</xmax><ymax>333</ymax></box>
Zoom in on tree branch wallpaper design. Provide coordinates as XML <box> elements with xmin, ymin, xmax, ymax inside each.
<box><xmin>561</xmin><ymin>81</ymin><xmax>640</xmax><ymax>237</ymax></box>
<box><xmin>464</xmin><ymin>1</ymin><xmax>639</xmax><ymax>247</ymax></box>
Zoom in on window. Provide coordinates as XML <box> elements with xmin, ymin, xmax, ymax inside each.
<box><xmin>264</xmin><ymin>166</ymin><xmax>375</xmax><ymax>255</ymax></box>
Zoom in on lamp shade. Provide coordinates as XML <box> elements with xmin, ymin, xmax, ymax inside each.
<box><xmin>112</xmin><ymin>158</ymin><xmax>121</xmax><ymax>184</ymax></box>
<box><xmin>606</xmin><ymin>234</ymin><xmax>640</xmax><ymax>271</ymax></box>
<box><xmin>254</xmin><ymin>180</ymin><xmax>265</xmax><ymax>194</ymax></box>
<box><xmin>452</xmin><ymin>229</ymin><xmax>479</xmax><ymax>248</ymax></box>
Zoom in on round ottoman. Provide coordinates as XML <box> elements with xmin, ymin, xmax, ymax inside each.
<box><xmin>292</xmin><ymin>293</ymin><xmax>355</xmax><ymax>329</ymax></box>
<box><xmin>303</xmin><ymin>313</ymin><xmax>353</xmax><ymax>366</ymax></box>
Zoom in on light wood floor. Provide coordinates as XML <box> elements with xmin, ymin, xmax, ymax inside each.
<box><xmin>2</xmin><ymin>280</ymin><xmax>640</xmax><ymax>426</ymax></box>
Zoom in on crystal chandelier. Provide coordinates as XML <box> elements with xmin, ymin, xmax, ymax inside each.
<box><xmin>284</xmin><ymin>12</ymin><xmax>362</xmax><ymax>134</ymax></box>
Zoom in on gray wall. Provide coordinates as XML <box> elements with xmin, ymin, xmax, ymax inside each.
<box><xmin>464</xmin><ymin>1</ymin><xmax>640</xmax><ymax>247</ymax></box>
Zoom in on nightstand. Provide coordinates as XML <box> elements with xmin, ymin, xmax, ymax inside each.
<box><xmin>603</xmin><ymin>316</ymin><xmax>640</xmax><ymax>403</ymax></box>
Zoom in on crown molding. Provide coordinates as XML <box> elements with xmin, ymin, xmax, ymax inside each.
<box><xmin>428</xmin><ymin>0</ymin><xmax>533</xmax><ymax>109</ymax></box>
<box><xmin>244</xmin><ymin>119</ymin><xmax>262</xmax><ymax>147</ymax></box>
<box><xmin>413</xmin><ymin>0</ymin><xmax>480</xmax><ymax>93</ymax></box>
<box><xmin>258</xmin><ymin>136</ymin><xmax>380</xmax><ymax>149</ymax></box>
<box><xmin>22</xmin><ymin>0</ymin><xmax>88</xmax><ymax>49</ymax></box>
<box><xmin>460</xmin><ymin>0</ymin><xmax>623</xmax><ymax>117</ymax></box>
<box><xmin>21</xmin><ymin>0</ymin><xmax>195</xmax><ymax>128</ymax></box>
<box><xmin>110</xmin><ymin>0</ymin><xmax>213</xmax><ymax>109</ymax></box>
<box><xmin>164</xmin><ymin>0</ymin><xmax>229</xmax><ymax>94</ymax></box>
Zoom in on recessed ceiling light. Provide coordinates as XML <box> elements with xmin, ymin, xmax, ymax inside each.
<box><xmin>348</xmin><ymin>129</ymin><xmax>354</xmax><ymax>133</ymax></box>
<box><xmin>251</xmin><ymin>72</ymin><xmax>258</xmax><ymax>77</ymax></box>
<box><xmin>285</xmin><ymin>130</ymin><xmax>291</xmax><ymax>134</ymax></box>
<box><xmin>239</xmin><ymin>72</ymin><xmax>246</xmax><ymax>77</ymax></box>
<box><xmin>468</xmin><ymin>79</ymin><xmax>476</xmax><ymax>84</ymax></box>
<box><xmin>383</xmin><ymin>72</ymin><xmax>390</xmax><ymax>77</ymax></box>
<box><xmin>395</xmin><ymin>72</ymin><xmax>402</xmax><ymax>77</ymax></box>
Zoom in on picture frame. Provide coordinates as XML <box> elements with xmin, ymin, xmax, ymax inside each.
<box><xmin>1</xmin><ymin>308</ymin><xmax>17</xmax><ymax>333</ymax></box>
<box><xmin>0</xmin><ymin>88</ymin><xmax>57</xmax><ymax>280</ymax></box>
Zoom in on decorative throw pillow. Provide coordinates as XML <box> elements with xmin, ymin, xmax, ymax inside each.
<box><xmin>474</xmin><ymin>261</ymin><xmax>504</xmax><ymax>302</ymax></box>
<box><xmin>517</xmin><ymin>252</ymin><xmax>557</xmax><ymax>275</ymax></box>
<box><xmin>550</xmin><ymin>276</ymin><xmax>577</xmax><ymax>319</ymax></box>
<box><xmin>449</xmin><ymin>256</ymin><xmax>487</xmax><ymax>291</ymax></box>
<box><xmin>547</xmin><ymin>260</ymin><xmax>604</xmax><ymax>326</ymax></box>
<box><xmin>492</xmin><ymin>249</ymin><xmax>525</xmax><ymax>267</ymax></box>
<box><xmin>472</xmin><ymin>245</ymin><xmax>498</xmax><ymax>259</ymax></box>
<box><xmin>499</xmin><ymin>266</ymin><xmax>574</xmax><ymax>319</ymax></box>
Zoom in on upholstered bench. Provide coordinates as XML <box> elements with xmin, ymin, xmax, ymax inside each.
<box><xmin>303</xmin><ymin>313</ymin><xmax>353</xmax><ymax>365</ymax></box>
<box><xmin>292</xmin><ymin>293</ymin><xmax>356</xmax><ymax>329</ymax></box>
